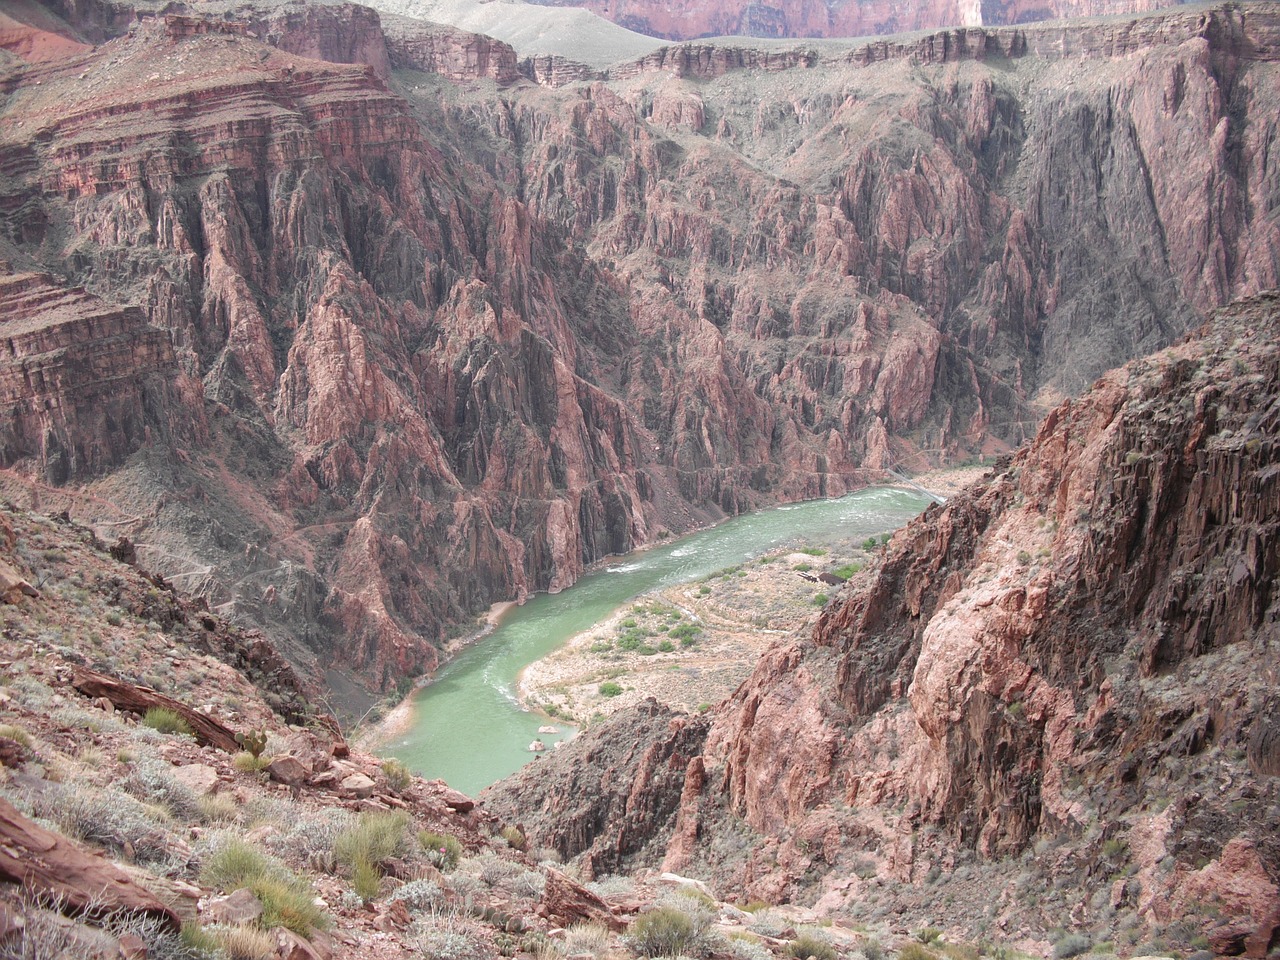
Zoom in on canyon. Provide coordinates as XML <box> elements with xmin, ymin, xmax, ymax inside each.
<box><xmin>487</xmin><ymin>291</ymin><xmax>1280</xmax><ymax>955</ymax></box>
<box><xmin>524</xmin><ymin>0</ymin><xmax>1191</xmax><ymax>43</ymax></box>
<box><xmin>0</xmin><ymin>0</ymin><xmax>1278</xmax><ymax>706</ymax></box>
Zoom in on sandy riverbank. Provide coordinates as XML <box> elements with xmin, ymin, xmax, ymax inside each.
<box><xmin>366</xmin><ymin>465</ymin><xmax>987</xmax><ymax>746</ymax></box>
<box><xmin>355</xmin><ymin>599</ymin><xmax>517</xmax><ymax>750</ymax></box>
<box><xmin>517</xmin><ymin>465</ymin><xmax>987</xmax><ymax>724</ymax></box>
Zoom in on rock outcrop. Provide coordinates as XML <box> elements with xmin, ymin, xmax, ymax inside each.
<box><xmin>529</xmin><ymin>0</ymin><xmax>1186</xmax><ymax>41</ymax></box>
<box><xmin>494</xmin><ymin>293</ymin><xmax>1280</xmax><ymax>951</ymax></box>
<box><xmin>0</xmin><ymin>0</ymin><xmax>1277</xmax><ymax>698</ymax></box>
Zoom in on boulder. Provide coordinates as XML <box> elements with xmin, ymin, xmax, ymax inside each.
<box><xmin>203</xmin><ymin>887</ymin><xmax>263</xmax><ymax>926</ymax></box>
<box><xmin>169</xmin><ymin>763</ymin><xmax>219</xmax><ymax>796</ymax></box>
<box><xmin>440</xmin><ymin>787</ymin><xmax>475</xmax><ymax>813</ymax></box>
<box><xmin>339</xmin><ymin>773</ymin><xmax>376</xmax><ymax>799</ymax></box>
<box><xmin>266</xmin><ymin>755</ymin><xmax>310</xmax><ymax>787</ymax></box>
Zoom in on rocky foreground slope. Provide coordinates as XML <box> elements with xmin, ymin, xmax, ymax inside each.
<box><xmin>0</xmin><ymin>0</ymin><xmax>1278</xmax><ymax>696</ymax></box>
<box><xmin>486</xmin><ymin>293</ymin><xmax>1280</xmax><ymax>955</ymax></box>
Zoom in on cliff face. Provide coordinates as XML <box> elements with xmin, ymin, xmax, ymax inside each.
<box><xmin>528</xmin><ymin>0</ymin><xmax>1180</xmax><ymax>41</ymax></box>
<box><xmin>0</xmin><ymin>0</ymin><xmax>1278</xmax><ymax>696</ymax></box>
<box><xmin>492</xmin><ymin>293</ymin><xmax>1280</xmax><ymax>952</ymax></box>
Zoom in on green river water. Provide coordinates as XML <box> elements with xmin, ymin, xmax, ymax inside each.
<box><xmin>388</xmin><ymin>486</ymin><xmax>931</xmax><ymax>796</ymax></box>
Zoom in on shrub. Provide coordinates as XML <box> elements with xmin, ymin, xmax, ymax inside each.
<box><xmin>198</xmin><ymin>838</ymin><xmax>328</xmax><ymax>934</ymax></box>
<box><xmin>203</xmin><ymin>923</ymin><xmax>277</xmax><ymax>960</ymax></box>
<box><xmin>199</xmin><ymin>837</ymin><xmax>286</xmax><ymax>891</ymax></box>
<box><xmin>627</xmin><ymin>907</ymin><xmax>698</xmax><ymax>958</ymax></box>
<box><xmin>335</xmin><ymin>811</ymin><xmax>410</xmax><ymax>872</ymax></box>
<box><xmin>599</xmin><ymin>681</ymin><xmax>623</xmax><ymax>698</ymax></box>
<box><xmin>658</xmin><ymin>640</ymin><xmax>675</xmax><ymax>653</ymax></box>
<box><xmin>196</xmin><ymin>794</ymin><xmax>240</xmax><ymax>824</ymax></box>
<box><xmin>899</xmin><ymin>945</ymin><xmax>938</xmax><ymax>960</ymax></box>
<box><xmin>232</xmin><ymin>751</ymin><xmax>271</xmax><ymax>774</ymax></box>
<box><xmin>274</xmin><ymin>807</ymin><xmax>354</xmax><ymax>872</ymax></box>
<box><xmin>141</xmin><ymin>707</ymin><xmax>193</xmax><ymax>737</ymax></box>
<box><xmin>916</xmin><ymin>929</ymin><xmax>944</xmax><ymax>945</ymax></box>
<box><xmin>749</xmin><ymin>909</ymin><xmax>794</xmax><ymax>938</ymax></box>
<box><xmin>793</xmin><ymin>563</ymin><xmax>812</xmax><ymax>572</ymax></box>
<box><xmin>669</xmin><ymin>624</ymin><xmax>701</xmax><ymax>642</ymax></box>
<box><xmin>564</xmin><ymin>923</ymin><xmax>612</xmax><ymax>958</ymax></box>
<box><xmin>799</xmin><ymin>547</ymin><xmax>828</xmax><ymax>556</ymax></box>
<box><xmin>513</xmin><ymin>869</ymin><xmax>547</xmax><ymax>899</ymax></box>
<box><xmin>1053</xmin><ymin>935</ymin><xmax>1092</xmax><ymax>960</ymax></box>
<box><xmin>380</xmin><ymin>758</ymin><xmax>413</xmax><ymax>792</ymax></box>
<box><xmin>416</xmin><ymin>914</ymin><xmax>492</xmax><ymax>960</ymax></box>
<box><xmin>419</xmin><ymin>830</ymin><xmax>463</xmax><ymax>870</ymax></box>
<box><xmin>124</xmin><ymin>757</ymin><xmax>201</xmax><ymax>820</ymax></box>
<box><xmin>862</xmin><ymin>537</ymin><xmax>878</xmax><ymax>551</ymax></box>
<box><xmin>831</xmin><ymin>564</ymin><xmax>862</xmax><ymax>581</ymax></box>
<box><xmin>33</xmin><ymin>781</ymin><xmax>175</xmax><ymax>864</ymax></box>
<box><xmin>501</xmin><ymin>824</ymin><xmax>526</xmax><ymax>850</ymax></box>
<box><xmin>0</xmin><ymin>723</ymin><xmax>31</xmax><ymax>747</ymax></box>
<box><xmin>351</xmin><ymin>858</ymin><xmax>382</xmax><ymax>902</ymax></box>
<box><xmin>390</xmin><ymin>878</ymin><xmax>443</xmax><ymax>912</ymax></box>
<box><xmin>788</xmin><ymin>935</ymin><xmax>837</xmax><ymax>960</ymax></box>
<box><xmin>813</xmin><ymin>594</ymin><xmax>829</xmax><ymax>605</ymax></box>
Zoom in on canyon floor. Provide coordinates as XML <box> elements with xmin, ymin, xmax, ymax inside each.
<box><xmin>519</xmin><ymin>468</ymin><xmax>984</xmax><ymax>725</ymax></box>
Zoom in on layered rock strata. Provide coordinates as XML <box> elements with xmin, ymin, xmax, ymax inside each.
<box><xmin>487</xmin><ymin>293</ymin><xmax>1280</xmax><ymax>951</ymax></box>
<box><xmin>0</xmin><ymin>1</ymin><xmax>1277</xmax><ymax>696</ymax></box>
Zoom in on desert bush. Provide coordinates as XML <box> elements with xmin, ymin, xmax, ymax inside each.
<box><xmin>419</xmin><ymin>830</ymin><xmax>463</xmax><ymax>871</ymax></box>
<box><xmin>334</xmin><ymin>810</ymin><xmax>411</xmax><ymax>874</ymax></box>
<box><xmin>564</xmin><ymin>923</ymin><xmax>611</xmax><ymax>958</ymax></box>
<box><xmin>273</xmin><ymin>807</ymin><xmax>355</xmax><ymax>872</ymax></box>
<box><xmin>500</xmin><ymin>824</ymin><xmax>526</xmax><ymax>849</ymax></box>
<box><xmin>622</xmin><ymin>906</ymin><xmax>706</xmax><ymax>957</ymax></box>
<box><xmin>232</xmin><ymin>751</ymin><xmax>270</xmax><ymax>774</ymax></box>
<box><xmin>586</xmin><ymin>874</ymin><xmax>634</xmax><ymax>898</ymax></box>
<box><xmin>141</xmin><ymin>708</ymin><xmax>193</xmax><ymax>737</ymax></box>
<box><xmin>389</xmin><ymin>878</ymin><xmax>444</xmax><ymax>912</ymax></box>
<box><xmin>415</xmin><ymin>914</ymin><xmax>492</xmax><ymax>960</ymax></box>
<box><xmin>916</xmin><ymin>929</ymin><xmax>943</xmax><ymax>945</ymax></box>
<box><xmin>196</xmin><ymin>794</ymin><xmax>239</xmax><ymax>825</ymax></box>
<box><xmin>198</xmin><ymin>836</ymin><xmax>327</xmax><ymax>934</ymax></box>
<box><xmin>352</xmin><ymin>858</ymin><xmax>382</xmax><ymax>902</ymax></box>
<box><xmin>31</xmin><ymin>781</ymin><xmax>175</xmax><ymax>864</ymax></box>
<box><xmin>513</xmin><ymin>869</ymin><xmax>547</xmax><ymax>899</ymax></box>
<box><xmin>198</xmin><ymin>836</ymin><xmax>285</xmax><ymax>890</ymax></box>
<box><xmin>749</xmin><ymin>908</ymin><xmax>793</xmax><ymax>938</ymax></box>
<box><xmin>380</xmin><ymin>758</ymin><xmax>413</xmax><ymax>792</ymax></box>
<box><xmin>788</xmin><ymin>934</ymin><xmax>837</xmax><ymax>960</ymax></box>
<box><xmin>123</xmin><ymin>757</ymin><xmax>201</xmax><ymax>820</ymax></box>
<box><xmin>730</xmin><ymin>936</ymin><xmax>775</xmax><ymax>960</ymax></box>
<box><xmin>0</xmin><ymin>724</ymin><xmax>31</xmax><ymax>748</ymax></box>
<box><xmin>1053</xmin><ymin>935</ymin><xmax>1092</xmax><ymax>960</ymax></box>
<box><xmin>201</xmin><ymin>923</ymin><xmax>276</xmax><ymax>960</ymax></box>
<box><xmin>899</xmin><ymin>945</ymin><xmax>937</xmax><ymax>960</ymax></box>
<box><xmin>599</xmin><ymin>681</ymin><xmax>623</xmax><ymax>697</ymax></box>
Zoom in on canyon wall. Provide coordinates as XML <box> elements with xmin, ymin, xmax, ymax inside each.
<box><xmin>527</xmin><ymin>0</ymin><xmax>1182</xmax><ymax>41</ymax></box>
<box><xmin>489</xmin><ymin>293</ymin><xmax>1280</xmax><ymax>953</ymax></box>
<box><xmin>0</xmin><ymin>0</ymin><xmax>1277</xmax><ymax>696</ymax></box>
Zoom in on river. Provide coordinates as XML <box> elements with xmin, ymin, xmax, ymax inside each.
<box><xmin>387</xmin><ymin>486</ymin><xmax>931</xmax><ymax>796</ymax></box>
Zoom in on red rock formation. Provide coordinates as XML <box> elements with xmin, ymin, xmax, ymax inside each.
<box><xmin>530</xmin><ymin>0</ymin><xmax>1182</xmax><ymax>41</ymax></box>
<box><xmin>495</xmin><ymin>293</ymin><xmax>1280</xmax><ymax>950</ymax></box>
<box><xmin>0</xmin><ymin>1</ymin><xmax>1277</xmax><ymax>700</ymax></box>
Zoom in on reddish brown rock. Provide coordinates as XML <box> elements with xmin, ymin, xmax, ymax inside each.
<box><xmin>266</xmin><ymin>755</ymin><xmax>312</xmax><ymax>787</ymax></box>
<box><xmin>71</xmin><ymin>667</ymin><xmax>242</xmax><ymax>753</ymax></box>
<box><xmin>0</xmin><ymin>797</ymin><xmax>179</xmax><ymax>930</ymax></box>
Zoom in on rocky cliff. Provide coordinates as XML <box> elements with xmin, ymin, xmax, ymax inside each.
<box><xmin>486</xmin><ymin>293</ymin><xmax>1280</xmax><ymax>953</ymax></box>
<box><xmin>0</xmin><ymin>0</ymin><xmax>1277</xmax><ymax>698</ymax></box>
<box><xmin>528</xmin><ymin>0</ymin><xmax>1183</xmax><ymax>41</ymax></box>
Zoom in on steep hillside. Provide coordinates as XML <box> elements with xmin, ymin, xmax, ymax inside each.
<box><xmin>521</xmin><ymin>0</ymin><xmax>1186</xmax><ymax>42</ymax></box>
<box><xmin>0</xmin><ymin>0</ymin><xmax>1277</xmax><ymax>696</ymax></box>
<box><xmin>487</xmin><ymin>292</ymin><xmax>1280</xmax><ymax>954</ymax></box>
